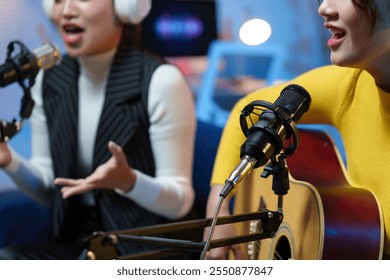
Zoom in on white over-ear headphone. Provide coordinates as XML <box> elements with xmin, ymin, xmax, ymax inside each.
<box><xmin>42</xmin><ymin>0</ymin><xmax>151</xmax><ymax>24</ymax></box>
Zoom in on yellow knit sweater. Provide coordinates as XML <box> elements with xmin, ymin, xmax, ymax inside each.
<box><xmin>211</xmin><ymin>65</ymin><xmax>390</xmax><ymax>256</ymax></box>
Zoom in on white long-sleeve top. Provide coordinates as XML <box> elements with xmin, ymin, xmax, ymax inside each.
<box><xmin>4</xmin><ymin>50</ymin><xmax>196</xmax><ymax>219</ymax></box>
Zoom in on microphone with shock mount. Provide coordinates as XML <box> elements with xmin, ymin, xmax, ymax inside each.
<box><xmin>219</xmin><ymin>84</ymin><xmax>312</xmax><ymax>198</ymax></box>
<box><xmin>0</xmin><ymin>40</ymin><xmax>62</xmax><ymax>142</ymax></box>
<box><xmin>0</xmin><ymin>40</ymin><xmax>62</xmax><ymax>88</ymax></box>
<box><xmin>200</xmin><ymin>84</ymin><xmax>311</xmax><ymax>260</ymax></box>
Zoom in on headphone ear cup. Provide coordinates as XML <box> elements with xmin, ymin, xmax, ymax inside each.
<box><xmin>114</xmin><ymin>0</ymin><xmax>152</xmax><ymax>24</ymax></box>
<box><xmin>42</xmin><ymin>0</ymin><xmax>54</xmax><ymax>19</ymax></box>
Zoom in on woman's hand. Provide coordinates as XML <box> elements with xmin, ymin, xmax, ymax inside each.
<box><xmin>55</xmin><ymin>141</ymin><xmax>136</xmax><ymax>199</ymax></box>
<box><xmin>0</xmin><ymin>142</ymin><xmax>12</xmax><ymax>168</ymax></box>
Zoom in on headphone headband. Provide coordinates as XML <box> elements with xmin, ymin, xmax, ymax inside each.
<box><xmin>42</xmin><ymin>0</ymin><xmax>151</xmax><ymax>24</ymax></box>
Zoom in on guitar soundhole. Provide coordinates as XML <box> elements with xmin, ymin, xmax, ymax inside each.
<box><xmin>273</xmin><ymin>236</ymin><xmax>292</xmax><ymax>260</ymax></box>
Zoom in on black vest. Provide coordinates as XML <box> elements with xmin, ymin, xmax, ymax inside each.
<box><xmin>42</xmin><ymin>38</ymin><xmax>173</xmax><ymax>254</ymax></box>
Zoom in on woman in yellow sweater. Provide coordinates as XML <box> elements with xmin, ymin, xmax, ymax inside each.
<box><xmin>205</xmin><ymin>0</ymin><xmax>390</xmax><ymax>259</ymax></box>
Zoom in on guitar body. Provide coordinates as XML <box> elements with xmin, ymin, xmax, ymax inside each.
<box><xmin>233</xmin><ymin>127</ymin><xmax>384</xmax><ymax>260</ymax></box>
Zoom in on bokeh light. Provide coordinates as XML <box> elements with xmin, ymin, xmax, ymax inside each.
<box><xmin>239</xmin><ymin>18</ymin><xmax>272</xmax><ymax>46</ymax></box>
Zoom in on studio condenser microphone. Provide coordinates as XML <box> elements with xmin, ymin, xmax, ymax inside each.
<box><xmin>0</xmin><ymin>41</ymin><xmax>62</xmax><ymax>87</ymax></box>
<box><xmin>220</xmin><ymin>84</ymin><xmax>311</xmax><ymax>197</ymax></box>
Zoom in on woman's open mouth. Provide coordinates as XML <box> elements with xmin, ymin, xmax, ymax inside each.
<box><xmin>62</xmin><ymin>24</ymin><xmax>84</xmax><ymax>45</ymax></box>
<box><xmin>327</xmin><ymin>27</ymin><xmax>346</xmax><ymax>48</ymax></box>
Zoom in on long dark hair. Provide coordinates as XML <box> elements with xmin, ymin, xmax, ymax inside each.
<box><xmin>352</xmin><ymin>0</ymin><xmax>380</xmax><ymax>33</ymax></box>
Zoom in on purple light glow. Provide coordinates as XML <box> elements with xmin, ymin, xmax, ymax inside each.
<box><xmin>155</xmin><ymin>14</ymin><xmax>204</xmax><ymax>40</ymax></box>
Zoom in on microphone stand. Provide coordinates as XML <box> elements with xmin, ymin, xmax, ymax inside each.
<box><xmin>1</xmin><ymin>41</ymin><xmax>36</xmax><ymax>142</ymax></box>
<box><xmin>81</xmin><ymin>155</ymin><xmax>290</xmax><ymax>260</ymax></box>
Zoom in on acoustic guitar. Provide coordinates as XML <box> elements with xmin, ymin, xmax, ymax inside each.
<box><xmin>233</xmin><ymin>127</ymin><xmax>384</xmax><ymax>260</ymax></box>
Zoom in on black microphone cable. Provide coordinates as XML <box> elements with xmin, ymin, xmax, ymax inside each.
<box><xmin>199</xmin><ymin>193</ymin><xmax>224</xmax><ymax>260</ymax></box>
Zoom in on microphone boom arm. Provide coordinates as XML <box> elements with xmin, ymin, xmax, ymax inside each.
<box><xmin>81</xmin><ymin>150</ymin><xmax>291</xmax><ymax>260</ymax></box>
<box><xmin>81</xmin><ymin>209</ymin><xmax>284</xmax><ymax>260</ymax></box>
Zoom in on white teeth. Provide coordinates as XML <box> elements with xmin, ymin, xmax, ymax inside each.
<box><xmin>328</xmin><ymin>27</ymin><xmax>344</xmax><ymax>35</ymax></box>
<box><xmin>330</xmin><ymin>30</ymin><xmax>339</xmax><ymax>36</ymax></box>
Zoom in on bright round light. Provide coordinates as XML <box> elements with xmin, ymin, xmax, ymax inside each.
<box><xmin>239</xmin><ymin>19</ymin><xmax>272</xmax><ymax>46</ymax></box>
